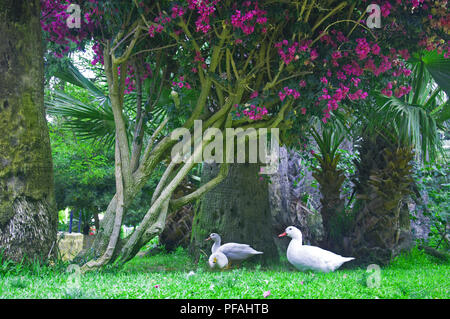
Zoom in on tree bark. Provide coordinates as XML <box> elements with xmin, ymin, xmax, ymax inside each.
<box><xmin>350</xmin><ymin>134</ymin><xmax>414</xmax><ymax>265</ymax></box>
<box><xmin>190</xmin><ymin>163</ymin><xmax>279</xmax><ymax>265</ymax></box>
<box><xmin>312</xmin><ymin>154</ymin><xmax>347</xmax><ymax>253</ymax></box>
<box><xmin>0</xmin><ymin>0</ymin><xmax>57</xmax><ymax>262</ymax></box>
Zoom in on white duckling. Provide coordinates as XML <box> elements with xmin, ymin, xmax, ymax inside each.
<box><xmin>205</xmin><ymin>233</ymin><xmax>263</xmax><ymax>266</ymax></box>
<box><xmin>278</xmin><ymin>226</ymin><xmax>355</xmax><ymax>272</ymax></box>
<box><xmin>208</xmin><ymin>251</ymin><xmax>229</xmax><ymax>269</ymax></box>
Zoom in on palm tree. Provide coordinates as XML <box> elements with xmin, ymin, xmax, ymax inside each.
<box><xmin>310</xmin><ymin>119</ymin><xmax>348</xmax><ymax>252</ymax></box>
<box><xmin>350</xmin><ymin>50</ymin><xmax>449</xmax><ymax>265</ymax></box>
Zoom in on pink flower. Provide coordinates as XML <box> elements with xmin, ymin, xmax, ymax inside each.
<box><xmin>299</xmin><ymin>80</ymin><xmax>306</xmax><ymax>87</ymax></box>
<box><xmin>332</xmin><ymin>51</ymin><xmax>342</xmax><ymax>59</ymax></box>
<box><xmin>398</xmin><ymin>49</ymin><xmax>410</xmax><ymax>61</ymax></box>
<box><xmin>250</xmin><ymin>91</ymin><xmax>259</xmax><ymax>99</ymax></box>
<box><xmin>154</xmin><ymin>284</ymin><xmax>160</xmax><ymax>289</ymax></box>
<box><xmin>351</xmin><ymin>77</ymin><xmax>361</xmax><ymax>87</ymax></box>
<box><xmin>263</xmin><ymin>290</ymin><xmax>271</xmax><ymax>298</ymax></box>
<box><xmin>320</xmin><ymin>77</ymin><xmax>328</xmax><ymax>85</ymax></box>
<box><xmin>355</xmin><ymin>38</ymin><xmax>370</xmax><ymax>60</ymax></box>
<box><xmin>372</xmin><ymin>43</ymin><xmax>381</xmax><ymax>55</ymax></box>
<box><xmin>381</xmin><ymin>2</ymin><xmax>392</xmax><ymax>17</ymax></box>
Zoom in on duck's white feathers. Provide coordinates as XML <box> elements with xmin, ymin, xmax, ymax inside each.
<box><xmin>209</xmin><ymin>251</ymin><xmax>229</xmax><ymax>269</ymax></box>
<box><xmin>218</xmin><ymin>243</ymin><xmax>263</xmax><ymax>261</ymax></box>
<box><xmin>281</xmin><ymin>226</ymin><xmax>355</xmax><ymax>272</ymax></box>
<box><xmin>287</xmin><ymin>239</ymin><xmax>354</xmax><ymax>272</ymax></box>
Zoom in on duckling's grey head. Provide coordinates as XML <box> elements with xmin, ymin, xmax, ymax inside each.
<box><xmin>205</xmin><ymin>233</ymin><xmax>221</xmax><ymax>242</ymax></box>
<box><xmin>209</xmin><ymin>233</ymin><xmax>221</xmax><ymax>241</ymax></box>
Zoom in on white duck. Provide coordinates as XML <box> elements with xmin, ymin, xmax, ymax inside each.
<box><xmin>208</xmin><ymin>251</ymin><xmax>229</xmax><ymax>269</ymax></box>
<box><xmin>278</xmin><ymin>226</ymin><xmax>355</xmax><ymax>272</ymax></box>
<box><xmin>206</xmin><ymin>233</ymin><xmax>263</xmax><ymax>266</ymax></box>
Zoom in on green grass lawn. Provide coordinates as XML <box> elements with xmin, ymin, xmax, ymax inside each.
<box><xmin>0</xmin><ymin>247</ymin><xmax>448</xmax><ymax>299</ymax></box>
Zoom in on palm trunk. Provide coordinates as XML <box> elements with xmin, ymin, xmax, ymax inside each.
<box><xmin>312</xmin><ymin>154</ymin><xmax>347</xmax><ymax>253</ymax></box>
<box><xmin>0</xmin><ymin>0</ymin><xmax>57</xmax><ymax>262</ymax></box>
<box><xmin>350</xmin><ymin>134</ymin><xmax>414</xmax><ymax>265</ymax></box>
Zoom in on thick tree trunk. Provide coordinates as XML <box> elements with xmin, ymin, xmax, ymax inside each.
<box><xmin>0</xmin><ymin>0</ymin><xmax>57</xmax><ymax>262</ymax></box>
<box><xmin>190</xmin><ymin>163</ymin><xmax>279</xmax><ymax>265</ymax></box>
<box><xmin>350</xmin><ymin>135</ymin><xmax>414</xmax><ymax>265</ymax></box>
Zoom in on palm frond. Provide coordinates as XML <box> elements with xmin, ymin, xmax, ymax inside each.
<box><xmin>46</xmin><ymin>90</ymin><xmax>117</xmax><ymax>147</ymax></box>
<box><xmin>379</xmin><ymin>96</ymin><xmax>442</xmax><ymax>162</ymax></box>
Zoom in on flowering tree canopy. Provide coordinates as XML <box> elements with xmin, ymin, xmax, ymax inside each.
<box><xmin>42</xmin><ymin>0</ymin><xmax>449</xmax><ymax>129</ymax></box>
<box><xmin>41</xmin><ymin>0</ymin><xmax>450</xmax><ymax>268</ymax></box>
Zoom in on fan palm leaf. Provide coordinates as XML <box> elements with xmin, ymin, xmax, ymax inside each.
<box><xmin>46</xmin><ymin>60</ymin><xmax>170</xmax><ymax>148</ymax></box>
<box><xmin>46</xmin><ymin>89</ymin><xmax>117</xmax><ymax>146</ymax></box>
<box><xmin>369</xmin><ymin>50</ymin><xmax>449</xmax><ymax>162</ymax></box>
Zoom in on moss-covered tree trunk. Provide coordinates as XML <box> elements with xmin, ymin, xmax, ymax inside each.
<box><xmin>0</xmin><ymin>0</ymin><xmax>57</xmax><ymax>262</ymax></box>
<box><xmin>190</xmin><ymin>163</ymin><xmax>279</xmax><ymax>265</ymax></box>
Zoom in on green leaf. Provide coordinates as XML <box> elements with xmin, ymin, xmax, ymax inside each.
<box><xmin>420</xmin><ymin>50</ymin><xmax>450</xmax><ymax>97</ymax></box>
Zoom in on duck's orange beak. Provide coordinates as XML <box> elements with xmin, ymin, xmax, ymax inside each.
<box><xmin>278</xmin><ymin>232</ymin><xmax>287</xmax><ymax>238</ymax></box>
<box><xmin>205</xmin><ymin>237</ymin><xmax>211</xmax><ymax>241</ymax></box>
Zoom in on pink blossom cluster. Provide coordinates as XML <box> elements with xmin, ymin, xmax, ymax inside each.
<box><xmin>319</xmin><ymin>85</ymin><xmax>352</xmax><ymax>123</ymax></box>
<box><xmin>193</xmin><ymin>51</ymin><xmax>208</xmax><ymax>70</ymax></box>
<box><xmin>187</xmin><ymin>0</ymin><xmax>220</xmax><ymax>33</ymax></box>
<box><xmin>231</xmin><ymin>1</ymin><xmax>268</xmax><ymax>35</ymax></box>
<box><xmin>348</xmin><ymin>90</ymin><xmax>369</xmax><ymax>101</ymax></box>
<box><xmin>40</xmin><ymin>0</ymin><xmax>98</xmax><ymax>57</ymax></box>
<box><xmin>355</xmin><ymin>38</ymin><xmax>371</xmax><ymax>60</ymax></box>
<box><xmin>171</xmin><ymin>5</ymin><xmax>186</xmax><ymax>19</ymax></box>
<box><xmin>274</xmin><ymin>39</ymin><xmax>316</xmax><ymax>65</ymax></box>
<box><xmin>172</xmin><ymin>76</ymin><xmax>192</xmax><ymax>90</ymax></box>
<box><xmin>278</xmin><ymin>87</ymin><xmax>301</xmax><ymax>102</ymax></box>
<box><xmin>274</xmin><ymin>41</ymin><xmax>300</xmax><ymax>65</ymax></box>
<box><xmin>235</xmin><ymin>104</ymin><xmax>268</xmax><ymax>121</ymax></box>
<box><xmin>381</xmin><ymin>82</ymin><xmax>412</xmax><ymax>98</ymax></box>
<box><xmin>148</xmin><ymin>24</ymin><xmax>164</xmax><ymax>38</ymax></box>
<box><xmin>118</xmin><ymin>64</ymin><xmax>153</xmax><ymax>95</ymax></box>
<box><xmin>149</xmin><ymin>10</ymin><xmax>176</xmax><ymax>37</ymax></box>
<box><xmin>91</xmin><ymin>42</ymin><xmax>104</xmax><ymax>66</ymax></box>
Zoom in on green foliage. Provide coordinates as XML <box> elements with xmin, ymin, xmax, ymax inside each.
<box><xmin>50</xmin><ymin>123</ymin><xmax>115</xmax><ymax>227</ymax></box>
<box><xmin>413</xmin><ymin>162</ymin><xmax>449</xmax><ymax>250</ymax></box>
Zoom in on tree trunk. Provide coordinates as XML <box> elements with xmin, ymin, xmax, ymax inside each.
<box><xmin>312</xmin><ymin>153</ymin><xmax>347</xmax><ymax>253</ymax></box>
<box><xmin>0</xmin><ymin>0</ymin><xmax>57</xmax><ymax>262</ymax></box>
<box><xmin>190</xmin><ymin>163</ymin><xmax>279</xmax><ymax>265</ymax></box>
<box><xmin>350</xmin><ymin>134</ymin><xmax>414</xmax><ymax>265</ymax></box>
